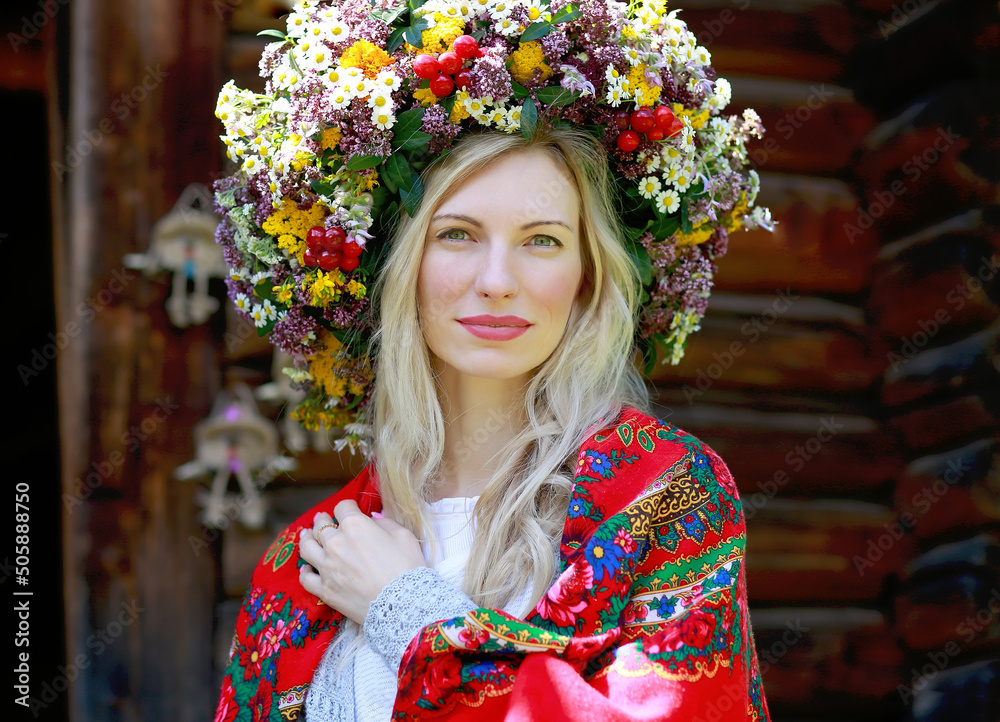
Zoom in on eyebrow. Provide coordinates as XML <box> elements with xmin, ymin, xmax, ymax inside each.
<box><xmin>431</xmin><ymin>213</ymin><xmax>574</xmax><ymax>232</ymax></box>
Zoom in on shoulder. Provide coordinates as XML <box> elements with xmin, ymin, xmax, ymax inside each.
<box><xmin>572</xmin><ymin>406</ymin><xmax>744</xmax><ymax>530</ymax></box>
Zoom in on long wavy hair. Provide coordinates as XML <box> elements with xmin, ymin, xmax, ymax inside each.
<box><xmin>369</xmin><ymin>126</ymin><xmax>651</xmax><ymax>613</ymax></box>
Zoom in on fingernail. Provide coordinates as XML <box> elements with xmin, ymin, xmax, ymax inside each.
<box><xmin>372</xmin><ymin>511</ymin><xmax>384</xmax><ymax>519</ymax></box>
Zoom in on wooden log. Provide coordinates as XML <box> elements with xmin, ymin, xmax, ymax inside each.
<box><xmin>848</xmin><ymin>0</ymin><xmax>1000</xmax><ymax>117</ymax></box>
<box><xmin>57</xmin><ymin>0</ymin><xmax>229</xmax><ymax>720</ymax></box>
<box><xmin>647</xmin><ymin>291</ymin><xmax>885</xmax><ymax>394</ymax></box>
<box><xmin>895</xmin><ymin>533</ymin><xmax>1000</xmax><ymax>654</ymax></box>
<box><xmin>852</xmin><ymin>83</ymin><xmax>1000</xmax><ymax>239</ymax></box>
<box><xmin>881</xmin><ymin>321</ymin><xmax>1000</xmax><ymax>407</ymax></box>
<box><xmin>889</xmin><ymin>389</ymin><xmax>1000</xmax><ymax>453</ymax></box>
<box><xmin>904</xmin><ymin>658</ymin><xmax>1000</xmax><ymax>722</ymax></box>
<box><xmin>750</xmin><ymin>607</ymin><xmax>903</xmax><ymax>713</ymax></box>
<box><xmin>867</xmin><ymin>231</ymin><xmax>1000</xmax><ymax>348</ymax></box>
<box><xmin>743</xmin><ymin>499</ymin><xmax>910</xmax><ymax>604</ymax></box>
<box><xmin>714</xmin><ymin>173</ymin><xmax>879</xmax><ymax>294</ymax></box>
<box><xmin>727</xmin><ymin>76</ymin><xmax>877</xmax><ymax>176</ymax></box>
<box><xmin>671</xmin><ymin>0</ymin><xmax>859</xmax><ymax>81</ymax></box>
<box><xmin>894</xmin><ymin>439</ymin><xmax>1000</xmax><ymax>543</ymax></box>
<box><xmin>649</xmin><ymin>400</ymin><xmax>902</xmax><ymax>498</ymax></box>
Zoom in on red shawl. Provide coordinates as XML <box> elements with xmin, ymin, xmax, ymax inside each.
<box><xmin>214</xmin><ymin>408</ymin><xmax>771</xmax><ymax>721</ymax></box>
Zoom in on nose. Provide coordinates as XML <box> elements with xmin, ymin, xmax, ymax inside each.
<box><xmin>474</xmin><ymin>241</ymin><xmax>518</xmax><ymax>300</ymax></box>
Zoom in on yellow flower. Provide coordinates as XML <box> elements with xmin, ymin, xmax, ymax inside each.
<box><xmin>671</xmin><ymin>103</ymin><xmax>710</xmax><ymax>130</ymax></box>
<box><xmin>726</xmin><ymin>193</ymin><xmax>750</xmax><ymax>232</ymax></box>
<box><xmin>303</xmin><ymin>333</ymin><xmax>373</xmax><ymax>404</ymax></box>
<box><xmin>263</xmin><ymin>198</ymin><xmax>327</xmax><ymax>249</ymax></box>
<box><xmin>340</xmin><ymin>40</ymin><xmax>394</xmax><ymax>79</ymax></box>
<box><xmin>305</xmin><ymin>269</ymin><xmax>343</xmax><ymax>307</ymax></box>
<box><xmin>413</xmin><ymin>87</ymin><xmax>438</xmax><ymax>106</ymax></box>
<box><xmin>359</xmin><ymin>170</ymin><xmax>380</xmax><ymax>192</ymax></box>
<box><xmin>449</xmin><ymin>99</ymin><xmax>470</xmax><ymax>122</ymax></box>
<box><xmin>674</xmin><ymin>223</ymin><xmax>716</xmax><ymax>246</ymax></box>
<box><xmin>508</xmin><ymin>41</ymin><xmax>553</xmax><ymax>85</ymax></box>
<box><xmin>345</xmin><ymin>279</ymin><xmax>367</xmax><ymax>299</ymax></box>
<box><xmin>321</xmin><ymin>127</ymin><xmax>342</xmax><ymax>150</ymax></box>
<box><xmin>412</xmin><ymin>13</ymin><xmax>466</xmax><ymax>54</ymax></box>
<box><xmin>628</xmin><ymin>64</ymin><xmax>662</xmax><ymax>106</ymax></box>
<box><xmin>274</xmin><ymin>284</ymin><xmax>294</xmax><ymax>304</ymax></box>
<box><xmin>290</xmin><ymin>397</ymin><xmax>355</xmax><ymax>431</ymax></box>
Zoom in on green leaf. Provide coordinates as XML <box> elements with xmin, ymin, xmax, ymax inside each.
<box><xmin>391</xmin><ymin>107</ymin><xmax>430</xmax><ymax>151</ymax></box>
<box><xmin>396</xmin><ymin>131</ymin><xmax>432</xmax><ymax>151</ymax></box>
<box><xmin>386</xmin><ymin>26</ymin><xmax>407</xmax><ymax>53</ymax></box>
<box><xmin>384</xmin><ymin>152</ymin><xmax>413</xmax><ymax>192</ymax></box>
<box><xmin>345</xmin><ymin>154</ymin><xmax>385</xmax><ymax>171</ymax></box>
<box><xmin>400</xmin><ymin>174</ymin><xmax>424</xmax><ymax>216</ymax></box>
<box><xmin>680</xmin><ymin>197</ymin><xmax>692</xmax><ymax>233</ymax></box>
<box><xmin>519</xmin><ymin>21</ymin><xmax>552</xmax><ymax>42</ymax></box>
<box><xmin>551</xmin><ymin>3</ymin><xmax>581</xmax><ymax>23</ymax></box>
<box><xmin>404</xmin><ymin>16</ymin><xmax>430</xmax><ymax>47</ymax></box>
<box><xmin>310</xmin><ymin>179</ymin><xmax>336</xmax><ymax>197</ymax></box>
<box><xmin>629</xmin><ymin>242</ymin><xmax>654</xmax><ymax>287</ymax></box>
<box><xmin>510</xmin><ymin>80</ymin><xmax>529</xmax><ymax>99</ymax></box>
<box><xmin>534</xmin><ymin>85</ymin><xmax>580</xmax><ymax>107</ymax></box>
<box><xmin>256</xmin><ymin>29</ymin><xmax>288</xmax><ymax>40</ymax></box>
<box><xmin>650</xmin><ymin>213</ymin><xmax>680</xmax><ymax>240</ymax></box>
<box><xmin>520</xmin><ymin>98</ymin><xmax>538</xmax><ymax>139</ymax></box>
<box><xmin>441</xmin><ymin>95</ymin><xmax>457</xmax><ymax>116</ymax></box>
<box><xmin>409</xmin><ymin>0</ymin><xmax>427</xmax><ymax>9</ymax></box>
<box><xmin>372</xmin><ymin>6</ymin><xmax>408</xmax><ymax>25</ymax></box>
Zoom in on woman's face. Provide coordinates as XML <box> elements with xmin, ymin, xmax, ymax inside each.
<box><xmin>417</xmin><ymin>148</ymin><xmax>584</xmax><ymax>386</ymax></box>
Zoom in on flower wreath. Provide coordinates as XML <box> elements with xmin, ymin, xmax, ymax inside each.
<box><xmin>213</xmin><ymin>0</ymin><xmax>774</xmax><ymax>448</ymax></box>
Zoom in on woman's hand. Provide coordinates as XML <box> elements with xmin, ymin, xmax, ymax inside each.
<box><xmin>298</xmin><ymin>500</ymin><xmax>427</xmax><ymax>624</ymax></box>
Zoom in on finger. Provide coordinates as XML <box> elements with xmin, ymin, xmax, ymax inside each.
<box><xmin>298</xmin><ymin>528</ymin><xmax>326</xmax><ymax>567</ymax></box>
<box><xmin>333</xmin><ymin>499</ymin><xmax>364</xmax><ymax>524</ymax></box>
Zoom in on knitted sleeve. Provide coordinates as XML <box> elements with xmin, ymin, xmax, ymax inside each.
<box><xmin>363</xmin><ymin>566</ymin><xmax>478</xmax><ymax>674</ymax></box>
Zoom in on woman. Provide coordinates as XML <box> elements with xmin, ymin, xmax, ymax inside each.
<box><xmin>214</xmin><ymin>127</ymin><xmax>771</xmax><ymax>721</ymax></box>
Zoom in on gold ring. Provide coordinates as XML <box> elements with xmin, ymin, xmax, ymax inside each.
<box><xmin>314</xmin><ymin>522</ymin><xmax>338</xmax><ymax>540</ymax></box>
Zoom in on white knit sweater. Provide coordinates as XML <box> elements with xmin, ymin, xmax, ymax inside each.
<box><xmin>303</xmin><ymin>496</ymin><xmax>536</xmax><ymax>722</ymax></box>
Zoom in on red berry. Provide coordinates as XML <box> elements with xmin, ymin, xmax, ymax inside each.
<box><xmin>323</xmin><ymin>227</ymin><xmax>346</xmax><ymax>252</ymax></box>
<box><xmin>630</xmin><ymin>108</ymin><xmax>655</xmax><ymax>133</ymax></box>
<box><xmin>452</xmin><ymin>34</ymin><xmax>480</xmax><ymax>60</ymax></box>
<box><xmin>617</xmin><ymin>130</ymin><xmax>640</xmax><ymax>152</ymax></box>
<box><xmin>653</xmin><ymin>105</ymin><xmax>675</xmax><ymax>129</ymax></box>
<box><xmin>613</xmin><ymin>109</ymin><xmax>631</xmax><ymax>131</ymax></box>
<box><xmin>665</xmin><ymin>116</ymin><xmax>684</xmax><ymax>138</ymax></box>
<box><xmin>438</xmin><ymin>51</ymin><xmax>462</xmax><ymax>75</ymax></box>
<box><xmin>303</xmin><ymin>248</ymin><xmax>319</xmax><ymax>267</ymax></box>
<box><xmin>645</xmin><ymin>127</ymin><xmax>664</xmax><ymax>141</ymax></box>
<box><xmin>412</xmin><ymin>54</ymin><xmax>441</xmax><ymax>79</ymax></box>
<box><xmin>340</xmin><ymin>255</ymin><xmax>360</xmax><ymax>272</ymax></box>
<box><xmin>454</xmin><ymin>68</ymin><xmax>472</xmax><ymax>90</ymax></box>
<box><xmin>429</xmin><ymin>73</ymin><xmax>454</xmax><ymax>97</ymax></box>
<box><xmin>306</xmin><ymin>225</ymin><xmax>325</xmax><ymax>250</ymax></box>
<box><xmin>318</xmin><ymin>250</ymin><xmax>341</xmax><ymax>271</ymax></box>
<box><xmin>342</xmin><ymin>240</ymin><xmax>363</xmax><ymax>257</ymax></box>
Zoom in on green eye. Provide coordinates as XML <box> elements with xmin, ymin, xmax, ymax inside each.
<box><xmin>531</xmin><ymin>235</ymin><xmax>562</xmax><ymax>247</ymax></box>
<box><xmin>438</xmin><ymin>228</ymin><xmax>469</xmax><ymax>240</ymax></box>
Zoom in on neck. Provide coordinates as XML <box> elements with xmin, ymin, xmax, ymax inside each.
<box><xmin>432</xmin><ymin>365</ymin><xmax>529</xmax><ymax>500</ymax></box>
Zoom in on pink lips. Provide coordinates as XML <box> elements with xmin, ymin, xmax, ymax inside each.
<box><xmin>457</xmin><ymin>314</ymin><xmax>531</xmax><ymax>341</ymax></box>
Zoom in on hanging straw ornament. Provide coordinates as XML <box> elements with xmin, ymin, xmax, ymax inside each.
<box><xmin>174</xmin><ymin>383</ymin><xmax>297</xmax><ymax>529</ymax></box>
<box><xmin>125</xmin><ymin>183</ymin><xmax>230</xmax><ymax>327</ymax></box>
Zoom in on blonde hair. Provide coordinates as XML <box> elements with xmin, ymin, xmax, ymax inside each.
<box><xmin>368</xmin><ymin>126</ymin><xmax>650</xmax><ymax>613</ymax></box>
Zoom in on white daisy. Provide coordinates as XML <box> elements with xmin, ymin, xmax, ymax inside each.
<box><xmin>261</xmin><ymin>299</ymin><xmax>278</xmax><ymax>321</ymax></box>
<box><xmin>371</xmin><ymin>109</ymin><xmax>395</xmax><ymax>130</ymax></box>
<box><xmin>366</xmin><ymin>91</ymin><xmax>393</xmax><ymax>111</ymax></box>
<box><xmin>241</xmin><ymin>154</ymin><xmax>264</xmax><ymax>176</ymax></box>
<box><xmin>250</xmin><ymin>304</ymin><xmax>268</xmax><ymax>328</ymax></box>
<box><xmin>655</xmin><ymin>188</ymin><xmax>680</xmax><ymax>215</ymax></box>
<box><xmin>673</xmin><ymin>169</ymin><xmax>692</xmax><ymax>192</ymax></box>
<box><xmin>638</xmin><ymin>175</ymin><xmax>662</xmax><ymax>200</ymax></box>
<box><xmin>373</xmin><ymin>69</ymin><xmax>401</xmax><ymax>93</ymax></box>
<box><xmin>623</xmin><ymin>46</ymin><xmax>642</xmax><ymax>66</ymax></box>
<box><xmin>326</xmin><ymin>20</ymin><xmax>350</xmax><ymax>43</ymax></box>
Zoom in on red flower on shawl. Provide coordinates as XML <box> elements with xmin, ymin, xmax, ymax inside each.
<box><xmin>614</xmin><ymin>528</ymin><xmax>636</xmax><ymax>554</ymax></box>
<box><xmin>680</xmin><ymin>608</ymin><xmax>717</xmax><ymax>649</ymax></box>
<box><xmin>248</xmin><ymin>678</ymin><xmax>273</xmax><ymax>722</ymax></box>
<box><xmin>422</xmin><ymin>654</ymin><xmax>465</xmax><ymax>704</ymax></box>
<box><xmin>536</xmin><ymin>561</ymin><xmax>593</xmax><ymax>628</ymax></box>
<box><xmin>259</xmin><ymin>618</ymin><xmax>288</xmax><ymax>658</ymax></box>
<box><xmin>643</xmin><ymin>624</ymin><xmax>684</xmax><ymax>656</ymax></box>
<box><xmin>214</xmin><ymin>676</ymin><xmax>238</xmax><ymax>722</ymax></box>
<box><xmin>239</xmin><ymin>634</ymin><xmax>265</xmax><ymax>680</ymax></box>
